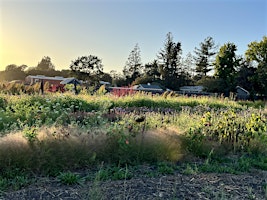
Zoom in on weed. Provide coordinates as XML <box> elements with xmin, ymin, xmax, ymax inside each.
<box><xmin>157</xmin><ymin>162</ymin><xmax>175</xmax><ymax>175</ymax></box>
<box><xmin>23</xmin><ymin>126</ymin><xmax>38</xmax><ymax>143</ymax></box>
<box><xmin>58</xmin><ymin>172</ymin><xmax>81</xmax><ymax>185</ymax></box>
<box><xmin>182</xmin><ymin>163</ymin><xmax>198</xmax><ymax>175</ymax></box>
<box><xmin>247</xmin><ymin>187</ymin><xmax>256</xmax><ymax>199</ymax></box>
<box><xmin>94</xmin><ymin>165</ymin><xmax>133</xmax><ymax>181</ymax></box>
<box><xmin>263</xmin><ymin>183</ymin><xmax>267</xmax><ymax>199</ymax></box>
<box><xmin>0</xmin><ymin>177</ymin><xmax>8</xmax><ymax>192</ymax></box>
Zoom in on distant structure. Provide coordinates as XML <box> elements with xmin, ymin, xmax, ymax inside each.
<box><xmin>179</xmin><ymin>86</ymin><xmax>204</xmax><ymax>93</ymax></box>
<box><xmin>25</xmin><ymin>75</ymin><xmax>80</xmax><ymax>93</ymax></box>
<box><xmin>132</xmin><ymin>83</ymin><xmax>164</xmax><ymax>94</ymax></box>
<box><xmin>25</xmin><ymin>75</ymin><xmax>80</xmax><ymax>85</ymax></box>
<box><xmin>25</xmin><ymin>75</ymin><xmax>66</xmax><ymax>85</ymax></box>
<box><xmin>236</xmin><ymin>86</ymin><xmax>250</xmax><ymax>100</ymax></box>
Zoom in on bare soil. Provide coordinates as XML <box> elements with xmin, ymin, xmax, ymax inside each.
<box><xmin>1</xmin><ymin>169</ymin><xmax>267</xmax><ymax>200</ymax></box>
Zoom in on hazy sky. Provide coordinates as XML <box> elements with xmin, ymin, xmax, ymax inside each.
<box><xmin>0</xmin><ymin>0</ymin><xmax>266</xmax><ymax>73</ymax></box>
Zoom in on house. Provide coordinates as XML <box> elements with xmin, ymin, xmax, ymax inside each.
<box><xmin>236</xmin><ymin>86</ymin><xmax>250</xmax><ymax>100</ymax></box>
<box><xmin>133</xmin><ymin>83</ymin><xmax>164</xmax><ymax>94</ymax></box>
<box><xmin>25</xmin><ymin>75</ymin><xmax>81</xmax><ymax>93</ymax></box>
<box><xmin>25</xmin><ymin>75</ymin><xmax>66</xmax><ymax>85</ymax></box>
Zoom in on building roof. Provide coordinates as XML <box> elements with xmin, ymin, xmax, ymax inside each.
<box><xmin>26</xmin><ymin>75</ymin><xmax>66</xmax><ymax>81</ymax></box>
<box><xmin>26</xmin><ymin>75</ymin><xmax>81</xmax><ymax>85</ymax></box>
<box><xmin>134</xmin><ymin>84</ymin><xmax>163</xmax><ymax>91</ymax></box>
<box><xmin>236</xmin><ymin>86</ymin><xmax>250</xmax><ymax>95</ymax></box>
<box><xmin>180</xmin><ymin>86</ymin><xmax>204</xmax><ymax>92</ymax></box>
<box><xmin>60</xmin><ymin>78</ymin><xmax>81</xmax><ymax>85</ymax></box>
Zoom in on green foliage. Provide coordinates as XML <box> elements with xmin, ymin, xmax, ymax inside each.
<box><xmin>94</xmin><ymin>165</ymin><xmax>133</xmax><ymax>181</ymax></box>
<box><xmin>194</xmin><ymin>36</ymin><xmax>217</xmax><ymax>77</ymax></box>
<box><xmin>123</xmin><ymin>43</ymin><xmax>143</xmax><ymax>84</ymax></box>
<box><xmin>182</xmin><ymin>164</ymin><xmax>199</xmax><ymax>175</ymax></box>
<box><xmin>96</xmin><ymin>85</ymin><xmax>107</xmax><ymax>95</ymax></box>
<box><xmin>214</xmin><ymin>42</ymin><xmax>240</xmax><ymax>93</ymax></box>
<box><xmin>0</xmin><ymin>169</ymin><xmax>32</xmax><ymax>192</ymax></box>
<box><xmin>23</xmin><ymin>126</ymin><xmax>38</xmax><ymax>143</ymax></box>
<box><xmin>157</xmin><ymin>162</ymin><xmax>175</xmax><ymax>175</ymax></box>
<box><xmin>58</xmin><ymin>172</ymin><xmax>81</xmax><ymax>185</ymax></box>
<box><xmin>70</xmin><ymin>55</ymin><xmax>104</xmax><ymax>83</ymax></box>
<box><xmin>245</xmin><ymin>36</ymin><xmax>267</xmax><ymax>95</ymax></box>
<box><xmin>157</xmin><ymin>32</ymin><xmax>183</xmax><ymax>90</ymax></box>
<box><xmin>186</xmin><ymin>109</ymin><xmax>267</xmax><ymax>156</ymax></box>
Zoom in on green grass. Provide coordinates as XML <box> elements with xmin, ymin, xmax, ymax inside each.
<box><xmin>58</xmin><ymin>172</ymin><xmax>82</xmax><ymax>185</ymax></box>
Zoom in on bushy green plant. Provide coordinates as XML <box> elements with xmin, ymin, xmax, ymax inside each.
<box><xmin>186</xmin><ymin>108</ymin><xmax>267</xmax><ymax>156</ymax></box>
<box><xmin>23</xmin><ymin>126</ymin><xmax>38</xmax><ymax>143</ymax></box>
<box><xmin>58</xmin><ymin>172</ymin><xmax>81</xmax><ymax>185</ymax></box>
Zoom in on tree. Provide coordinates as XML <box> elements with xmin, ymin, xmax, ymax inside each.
<box><xmin>236</xmin><ymin>58</ymin><xmax>257</xmax><ymax>98</ymax></box>
<box><xmin>245</xmin><ymin>36</ymin><xmax>267</xmax><ymax>95</ymax></box>
<box><xmin>143</xmin><ymin>60</ymin><xmax>161</xmax><ymax>81</ymax></box>
<box><xmin>36</xmin><ymin>56</ymin><xmax>55</xmax><ymax>71</ymax></box>
<box><xmin>70</xmin><ymin>55</ymin><xmax>104</xmax><ymax>83</ymax></box>
<box><xmin>26</xmin><ymin>56</ymin><xmax>60</xmax><ymax>77</ymax></box>
<box><xmin>3</xmin><ymin>64</ymin><xmax>27</xmax><ymax>81</ymax></box>
<box><xmin>157</xmin><ymin>32</ymin><xmax>182</xmax><ymax>90</ymax></box>
<box><xmin>110</xmin><ymin>70</ymin><xmax>126</xmax><ymax>86</ymax></box>
<box><xmin>214</xmin><ymin>42</ymin><xmax>240</xmax><ymax>94</ymax></box>
<box><xmin>194</xmin><ymin>36</ymin><xmax>217</xmax><ymax>79</ymax></box>
<box><xmin>123</xmin><ymin>44</ymin><xmax>142</xmax><ymax>85</ymax></box>
<box><xmin>100</xmin><ymin>72</ymin><xmax>112</xmax><ymax>83</ymax></box>
<box><xmin>181</xmin><ymin>52</ymin><xmax>195</xmax><ymax>85</ymax></box>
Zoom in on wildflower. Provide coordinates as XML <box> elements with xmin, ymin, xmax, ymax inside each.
<box><xmin>125</xmin><ymin>140</ymin><xmax>129</xmax><ymax>145</ymax></box>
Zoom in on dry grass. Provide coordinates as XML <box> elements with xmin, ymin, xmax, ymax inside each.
<box><xmin>0</xmin><ymin>125</ymin><xmax>185</xmax><ymax>176</ymax></box>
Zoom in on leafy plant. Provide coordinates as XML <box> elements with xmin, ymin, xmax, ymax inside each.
<box><xmin>23</xmin><ymin>126</ymin><xmax>38</xmax><ymax>143</ymax></box>
<box><xmin>58</xmin><ymin>172</ymin><xmax>81</xmax><ymax>185</ymax></box>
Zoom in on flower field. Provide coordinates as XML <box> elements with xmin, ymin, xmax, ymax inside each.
<box><xmin>0</xmin><ymin>92</ymin><xmax>267</xmax><ymax>195</ymax></box>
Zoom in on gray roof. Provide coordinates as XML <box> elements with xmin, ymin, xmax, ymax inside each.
<box><xmin>26</xmin><ymin>75</ymin><xmax>81</xmax><ymax>85</ymax></box>
<box><xmin>136</xmin><ymin>84</ymin><xmax>163</xmax><ymax>90</ymax></box>
<box><xmin>236</xmin><ymin>86</ymin><xmax>250</xmax><ymax>95</ymax></box>
<box><xmin>26</xmin><ymin>75</ymin><xmax>66</xmax><ymax>81</ymax></box>
<box><xmin>60</xmin><ymin>78</ymin><xmax>81</xmax><ymax>85</ymax></box>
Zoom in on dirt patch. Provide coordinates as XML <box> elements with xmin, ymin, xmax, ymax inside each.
<box><xmin>2</xmin><ymin>170</ymin><xmax>267</xmax><ymax>200</ymax></box>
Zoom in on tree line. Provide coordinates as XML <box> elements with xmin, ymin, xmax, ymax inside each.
<box><xmin>1</xmin><ymin>33</ymin><xmax>266</xmax><ymax>97</ymax></box>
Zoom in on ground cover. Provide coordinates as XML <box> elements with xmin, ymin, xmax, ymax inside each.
<box><xmin>0</xmin><ymin>92</ymin><xmax>266</xmax><ymax>199</ymax></box>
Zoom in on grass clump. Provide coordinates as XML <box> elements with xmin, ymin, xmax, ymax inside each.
<box><xmin>58</xmin><ymin>172</ymin><xmax>82</xmax><ymax>185</ymax></box>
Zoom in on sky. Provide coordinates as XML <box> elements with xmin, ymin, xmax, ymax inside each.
<box><xmin>0</xmin><ymin>0</ymin><xmax>266</xmax><ymax>73</ymax></box>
